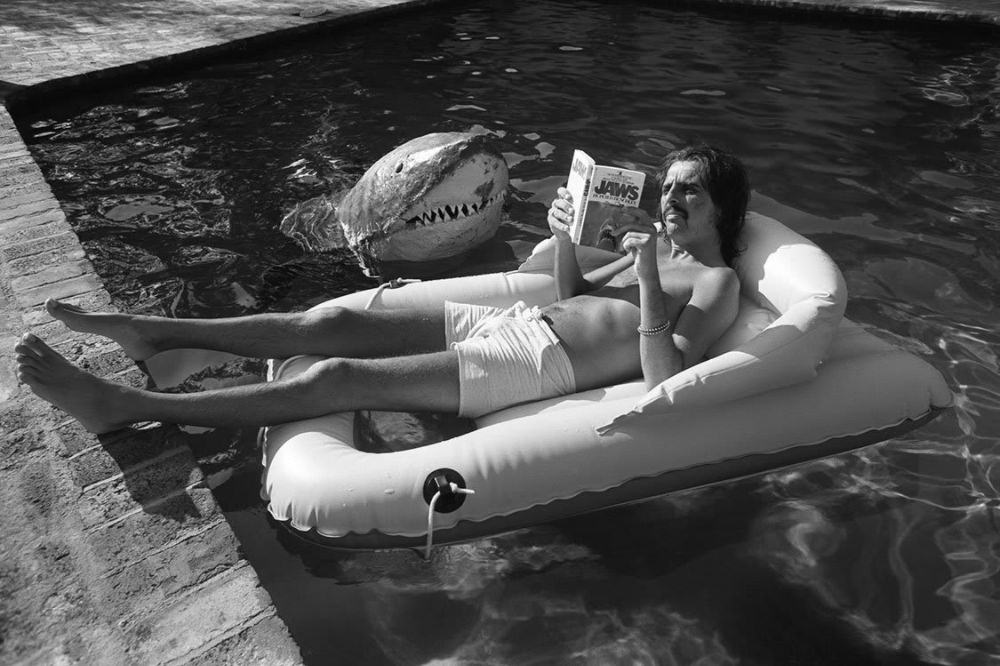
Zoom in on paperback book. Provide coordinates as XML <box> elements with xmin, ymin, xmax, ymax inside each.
<box><xmin>565</xmin><ymin>149</ymin><xmax>646</xmax><ymax>250</ymax></box>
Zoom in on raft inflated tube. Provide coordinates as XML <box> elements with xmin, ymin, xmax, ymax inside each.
<box><xmin>260</xmin><ymin>213</ymin><xmax>953</xmax><ymax>550</ymax></box>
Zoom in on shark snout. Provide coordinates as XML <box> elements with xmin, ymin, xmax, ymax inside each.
<box><xmin>338</xmin><ymin>132</ymin><xmax>509</xmax><ymax>270</ymax></box>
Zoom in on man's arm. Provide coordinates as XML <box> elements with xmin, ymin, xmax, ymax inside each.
<box><xmin>552</xmin><ymin>233</ymin><xmax>586</xmax><ymax>300</ymax></box>
<box><xmin>577</xmin><ymin>253</ymin><xmax>634</xmax><ymax>291</ymax></box>
<box><xmin>619</xmin><ymin>221</ymin><xmax>684</xmax><ymax>388</ymax></box>
<box><xmin>621</xmin><ymin>219</ymin><xmax>740</xmax><ymax>388</ymax></box>
<box><xmin>548</xmin><ymin>188</ymin><xmax>632</xmax><ymax>299</ymax></box>
<box><xmin>635</xmin><ymin>272</ymin><xmax>683</xmax><ymax>388</ymax></box>
<box><xmin>635</xmin><ymin>267</ymin><xmax>738</xmax><ymax>389</ymax></box>
<box><xmin>671</xmin><ymin>267</ymin><xmax>740</xmax><ymax>368</ymax></box>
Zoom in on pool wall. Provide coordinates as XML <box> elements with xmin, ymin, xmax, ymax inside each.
<box><xmin>0</xmin><ymin>0</ymin><xmax>996</xmax><ymax>664</ymax></box>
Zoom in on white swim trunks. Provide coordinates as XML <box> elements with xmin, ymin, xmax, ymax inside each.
<box><xmin>445</xmin><ymin>301</ymin><xmax>577</xmax><ymax>418</ymax></box>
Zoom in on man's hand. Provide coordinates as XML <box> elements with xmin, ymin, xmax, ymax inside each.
<box><xmin>617</xmin><ymin>216</ymin><xmax>659</xmax><ymax>278</ymax></box>
<box><xmin>547</xmin><ymin>187</ymin><xmax>574</xmax><ymax>242</ymax></box>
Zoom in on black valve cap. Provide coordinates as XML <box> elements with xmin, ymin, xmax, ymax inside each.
<box><xmin>422</xmin><ymin>468</ymin><xmax>469</xmax><ymax>513</ymax></box>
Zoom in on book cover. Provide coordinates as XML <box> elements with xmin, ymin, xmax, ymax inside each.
<box><xmin>565</xmin><ymin>149</ymin><xmax>646</xmax><ymax>251</ymax></box>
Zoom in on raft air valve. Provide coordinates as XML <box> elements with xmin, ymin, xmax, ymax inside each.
<box><xmin>422</xmin><ymin>468</ymin><xmax>475</xmax><ymax>559</ymax></box>
<box><xmin>422</xmin><ymin>468</ymin><xmax>472</xmax><ymax>513</ymax></box>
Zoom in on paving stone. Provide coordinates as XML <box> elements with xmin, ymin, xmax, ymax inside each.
<box><xmin>87</xmin><ymin>485</ymin><xmax>224</xmax><ymax>573</ymax></box>
<box><xmin>0</xmin><ymin>207</ymin><xmax>69</xmax><ymax>235</ymax></box>
<box><xmin>0</xmin><ymin>197</ymin><xmax>58</xmax><ymax>222</ymax></box>
<box><xmin>0</xmin><ymin>163</ymin><xmax>46</xmax><ymax>188</ymax></box>
<box><xmin>100</xmin><ymin>521</ymin><xmax>242</xmax><ymax>623</ymax></box>
<box><xmin>18</xmin><ymin>458</ymin><xmax>58</xmax><ymax>523</ymax></box>
<box><xmin>0</xmin><ymin>333</ymin><xmax>20</xmax><ymax>402</ymax></box>
<box><xmin>1</xmin><ymin>424</ymin><xmax>52</xmax><ymax>471</ymax></box>
<box><xmin>0</xmin><ymin>145</ymin><xmax>31</xmax><ymax>160</ymax></box>
<box><xmin>0</xmin><ymin>219</ymin><xmax>68</xmax><ymax>248</ymax></box>
<box><xmin>5</xmin><ymin>244</ymin><xmax>87</xmax><ymax>277</ymax></box>
<box><xmin>187</xmin><ymin>614</ymin><xmax>302</xmax><ymax>666</ymax></box>
<box><xmin>69</xmin><ymin>427</ymin><xmax>188</xmax><ymax>488</ymax></box>
<box><xmin>9</xmin><ymin>257</ymin><xmax>91</xmax><ymax>292</ymax></box>
<box><xmin>122</xmin><ymin>564</ymin><xmax>276</xmax><ymax>665</ymax></box>
<box><xmin>69</xmin><ymin>446</ymin><xmax>128</xmax><ymax>489</ymax></box>
<box><xmin>16</xmin><ymin>272</ymin><xmax>104</xmax><ymax>307</ymax></box>
<box><xmin>54</xmin><ymin>418</ymin><xmax>105</xmax><ymax>457</ymax></box>
<box><xmin>0</xmin><ymin>451</ymin><xmax>129</xmax><ymax>665</ymax></box>
<box><xmin>0</xmin><ymin>153</ymin><xmax>39</xmax><ymax>172</ymax></box>
<box><xmin>2</xmin><ymin>230</ymin><xmax>82</xmax><ymax>262</ymax></box>
<box><xmin>0</xmin><ymin>535</ymin><xmax>81</xmax><ymax>662</ymax></box>
<box><xmin>76</xmin><ymin>444</ymin><xmax>206</xmax><ymax>529</ymax></box>
<box><xmin>0</xmin><ymin>395</ymin><xmax>49</xmax><ymax>434</ymax></box>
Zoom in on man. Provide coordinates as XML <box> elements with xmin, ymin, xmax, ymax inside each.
<box><xmin>14</xmin><ymin>145</ymin><xmax>748</xmax><ymax>434</ymax></box>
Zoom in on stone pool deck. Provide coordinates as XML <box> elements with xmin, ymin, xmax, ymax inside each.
<box><xmin>1</xmin><ymin>0</ymin><xmax>998</xmax><ymax>664</ymax></box>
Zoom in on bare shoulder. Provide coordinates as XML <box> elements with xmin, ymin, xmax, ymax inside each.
<box><xmin>694</xmin><ymin>265</ymin><xmax>739</xmax><ymax>298</ymax></box>
<box><xmin>672</xmin><ymin>265</ymin><xmax>740</xmax><ymax>366</ymax></box>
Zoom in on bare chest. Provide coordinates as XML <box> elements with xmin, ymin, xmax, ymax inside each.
<box><xmin>603</xmin><ymin>263</ymin><xmax>697</xmax><ymax>304</ymax></box>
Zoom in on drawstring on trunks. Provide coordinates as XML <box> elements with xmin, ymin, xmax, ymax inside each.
<box><xmin>365</xmin><ymin>278</ymin><xmax>422</xmax><ymax>310</ymax></box>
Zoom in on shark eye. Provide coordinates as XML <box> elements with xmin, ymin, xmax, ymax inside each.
<box><xmin>395</xmin><ymin>162</ymin><xmax>404</xmax><ymax>173</ymax></box>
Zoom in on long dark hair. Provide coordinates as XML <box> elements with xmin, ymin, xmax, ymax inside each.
<box><xmin>655</xmin><ymin>144</ymin><xmax>750</xmax><ymax>267</ymax></box>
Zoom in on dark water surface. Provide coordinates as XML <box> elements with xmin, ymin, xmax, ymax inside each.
<box><xmin>20</xmin><ymin>0</ymin><xmax>1000</xmax><ymax>663</ymax></box>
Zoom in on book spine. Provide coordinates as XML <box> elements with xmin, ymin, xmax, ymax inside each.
<box><xmin>572</xmin><ymin>167</ymin><xmax>593</xmax><ymax>244</ymax></box>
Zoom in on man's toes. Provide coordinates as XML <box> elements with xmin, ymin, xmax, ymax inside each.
<box><xmin>15</xmin><ymin>339</ymin><xmax>41</xmax><ymax>359</ymax></box>
<box><xmin>15</xmin><ymin>352</ymin><xmax>39</xmax><ymax>367</ymax></box>
<box><xmin>47</xmin><ymin>298</ymin><xmax>82</xmax><ymax>315</ymax></box>
<box><xmin>17</xmin><ymin>335</ymin><xmax>65</xmax><ymax>367</ymax></box>
<box><xmin>16</xmin><ymin>365</ymin><xmax>38</xmax><ymax>384</ymax></box>
<box><xmin>19</xmin><ymin>333</ymin><xmax>48</xmax><ymax>356</ymax></box>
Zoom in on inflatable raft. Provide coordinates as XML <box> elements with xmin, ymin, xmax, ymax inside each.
<box><xmin>260</xmin><ymin>213</ymin><xmax>952</xmax><ymax>552</ymax></box>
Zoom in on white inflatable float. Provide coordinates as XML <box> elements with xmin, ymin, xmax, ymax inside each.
<box><xmin>260</xmin><ymin>213</ymin><xmax>953</xmax><ymax>552</ymax></box>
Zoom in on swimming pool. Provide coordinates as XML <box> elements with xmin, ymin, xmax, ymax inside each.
<box><xmin>18</xmin><ymin>0</ymin><xmax>1000</xmax><ymax>663</ymax></box>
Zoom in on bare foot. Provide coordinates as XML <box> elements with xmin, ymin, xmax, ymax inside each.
<box><xmin>15</xmin><ymin>333</ymin><xmax>131</xmax><ymax>434</ymax></box>
<box><xmin>46</xmin><ymin>298</ymin><xmax>159</xmax><ymax>361</ymax></box>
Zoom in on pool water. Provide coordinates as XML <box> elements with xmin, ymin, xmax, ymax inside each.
<box><xmin>19</xmin><ymin>0</ymin><xmax>1000</xmax><ymax>663</ymax></box>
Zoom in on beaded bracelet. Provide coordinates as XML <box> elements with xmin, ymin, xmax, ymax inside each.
<box><xmin>637</xmin><ymin>320</ymin><xmax>671</xmax><ymax>336</ymax></box>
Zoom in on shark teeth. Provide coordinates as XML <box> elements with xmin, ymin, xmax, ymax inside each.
<box><xmin>404</xmin><ymin>190</ymin><xmax>506</xmax><ymax>227</ymax></box>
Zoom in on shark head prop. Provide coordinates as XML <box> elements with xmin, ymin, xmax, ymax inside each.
<box><xmin>281</xmin><ymin>132</ymin><xmax>508</xmax><ymax>279</ymax></box>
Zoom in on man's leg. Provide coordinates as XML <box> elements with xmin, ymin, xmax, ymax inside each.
<box><xmin>45</xmin><ymin>298</ymin><xmax>447</xmax><ymax>361</ymax></box>
<box><xmin>15</xmin><ymin>333</ymin><xmax>460</xmax><ymax>434</ymax></box>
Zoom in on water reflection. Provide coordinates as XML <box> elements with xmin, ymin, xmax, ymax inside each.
<box><xmin>756</xmin><ymin>442</ymin><xmax>1000</xmax><ymax>664</ymax></box>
